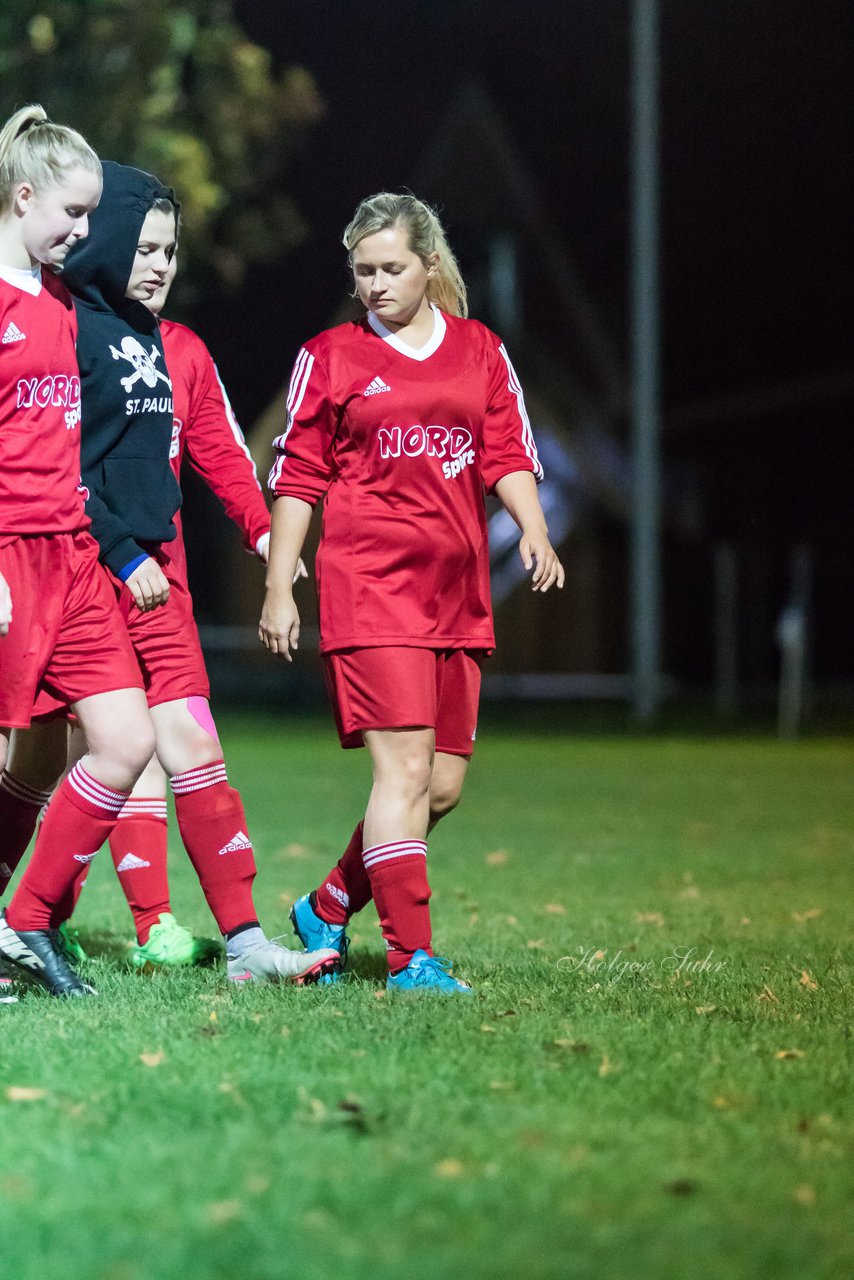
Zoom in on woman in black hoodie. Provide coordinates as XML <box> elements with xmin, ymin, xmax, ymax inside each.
<box><xmin>25</xmin><ymin>162</ymin><xmax>338</xmax><ymax>985</ymax></box>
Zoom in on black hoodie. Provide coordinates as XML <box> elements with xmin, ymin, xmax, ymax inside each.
<box><xmin>61</xmin><ymin>161</ymin><xmax>181</xmax><ymax>577</ymax></box>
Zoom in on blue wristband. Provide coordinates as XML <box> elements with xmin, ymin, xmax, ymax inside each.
<box><xmin>117</xmin><ymin>553</ymin><xmax>149</xmax><ymax>582</ymax></box>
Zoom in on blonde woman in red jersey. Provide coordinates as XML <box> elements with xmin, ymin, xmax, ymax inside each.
<box><xmin>0</xmin><ymin>106</ymin><xmax>155</xmax><ymax>998</ymax></box>
<box><xmin>261</xmin><ymin>193</ymin><xmax>564</xmax><ymax>994</ymax></box>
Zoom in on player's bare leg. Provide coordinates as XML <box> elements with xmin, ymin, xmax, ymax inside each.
<box><xmin>292</xmin><ymin>748</ymin><xmax>471</xmax><ymax>983</ymax></box>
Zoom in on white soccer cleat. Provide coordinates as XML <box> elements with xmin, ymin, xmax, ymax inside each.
<box><xmin>226</xmin><ymin>938</ymin><xmax>339</xmax><ymax>986</ymax></box>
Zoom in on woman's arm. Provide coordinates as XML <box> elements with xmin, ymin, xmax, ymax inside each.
<box><xmin>494</xmin><ymin>470</ymin><xmax>565</xmax><ymax>592</ymax></box>
<box><xmin>258</xmin><ymin>496</ymin><xmax>314</xmax><ymax>660</ymax></box>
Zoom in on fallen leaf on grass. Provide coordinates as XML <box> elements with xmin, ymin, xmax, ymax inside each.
<box><xmin>251</xmin><ymin>1013</ymin><xmax>265</xmax><ymax>1023</ymax></box>
<box><xmin>246</xmin><ymin>1174</ymin><xmax>270</xmax><ymax>1195</ymax></box>
<box><xmin>544</xmin><ymin>903</ymin><xmax>566</xmax><ymax>916</ymax></box>
<box><xmin>280</xmin><ymin>1026</ymin><xmax>291</xmax><ymax>1037</ymax></box>
<box><xmin>480</xmin><ymin>1024</ymin><xmax>497</xmax><ymax>1033</ymax></box>
<box><xmin>791</xmin><ymin>908</ymin><xmax>823</xmax><ymax>924</ymax></box>
<box><xmin>695</xmin><ymin>1005</ymin><xmax>717</xmax><ymax>1015</ymax></box>
<box><xmin>684</xmin><ymin>822</ymin><xmax>714</xmax><ymax>841</ymax></box>
<box><xmin>4</xmin><ymin>1086</ymin><xmax>47</xmax><ymax>1102</ymax></box>
<box><xmin>799</xmin><ymin>971</ymin><xmax>818</xmax><ymax>990</ymax></box>
<box><xmin>278</xmin><ymin>843</ymin><xmax>309</xmax><ymax>860</ymax></box>
<box><xmin>634</xmin><ymin>912</ymin><xmax>664</xmax><ymax>927</ymax></box>
<box><xmin>526</xmin><ymin>938</ymin><xmax>546</xmax><ymax>950</ymax></box>
<box><xmin>489</xmin><ymin>1081</ymin><xmax>513</xmax><ymax>1090</ymax></box>
<box><xmin>775</xmin><ymin>1049</ymin><xmax>805</xmax><ymax>1060</ymax></box>
<box><xmin>139</xmin><ymin>1051</ymin><xmax>165</xmax><ymax>1068</ymax></box>
<box><xmin>206</xmin><ymin>1200</ymin><xmax>242</xmax><ymax>1225</ymax></box>
<box><xmin>485</xmin><ymin>850</ymin><xmax>508</xmax><ymax>866</ymax></box>
<box><xmin>793</xmin><ymin>1185</ymin><xmax>816</xmax><ymax>1206</ymax></box>
<box><xmin>739</xmin><ymin>917</ymin><xmax>751</xmax><ymax>926</ymax></box>
<box><xmin>468</xmin><ymin>913</ymin><xmax>479</xmax><ymax>927</ymax></box>
<box><xmin>679</xmin><ymin>885</ymin><xmax>701</xmax><ymax>900</ymax></box>
<box><xmin>435</xmin><ymin>1159</ymin><xmax>464</xmax><ymax>1178</ymax></box>
<box><xmin>505</xmin><ymin>915</ymin><xmax>519</xmax><ymax>926</ymax></box>
<box><xmin>209</xmin><ymin>1011</ymin><xmax>218</xmax><ymax>1023</ymax></box>
<box><xmin>597</xmin><ymin>1054</ymin><xmax>617</xmax><ymax>1078</ymax></box>
<box><xmin>548</xmin><ymin>1039</ymin><xmax>590</xmax><ymax>1053</ymax></box>
<box><xmin>351</xmin><ymin>1049</ymin><xmax>366</xmax><ymax>1058</ymax></box>
<box><xmin>373</xmin><ymin>990</ymin><xmax>386</xmax><ymax>1000</ymax></box>
<box><xmin>712</xmin><ymin>1097</ymin><xmax>730</xmax><ymax>1109</ymax></box>
<box><xmin>756</xmin><ymin>985</ymin><xmax>779</xmax><ymax>1003</ymax></box>
<box><xmin>278</xmin><ymin>892</ymin><xmax>296</xmax><ymax>908</ymax></box>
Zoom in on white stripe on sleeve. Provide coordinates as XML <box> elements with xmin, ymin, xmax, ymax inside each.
<box><xmin>498</xmin><ymin>343</ymin><xmax>543</xmax><ymax>480</ymax></box>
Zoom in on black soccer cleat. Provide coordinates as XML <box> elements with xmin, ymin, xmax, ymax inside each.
<box><xmin>0</xmin><ymin>908</ymin><xmax>43</xmax><ymax>974</ymax></box>
<box><xmin>0</xmin><ymin>912</ymin><xmax>95</xmax><ymax>997</ymax></box>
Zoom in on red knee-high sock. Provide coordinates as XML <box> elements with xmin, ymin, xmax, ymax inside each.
<box><xmin>362</xmin><ymin>838</ymin><xmax>431</xmax><ymax>971</ymax></box>
<box><xmin>6</xmin><ymin>763</ymin><xmax>129</xmax><ymax>931</ymax></box>
<box><xmin>314</xmin><ymin>822</ymin><xmax>372</xmax><ymax>925</ymax></box>
<box><xmin>0</xmin><ymin>771</ymin><xmax>53</xmax><ymax>900</ymax></box>
<box><xmin>170</xmin><ymin>762</ymin><xmax>257</xmax><ymax>934</ymax></box>
<box><xmin>109</xmin><ymin>799</ymin><xmax>170</xmax><ymax>943</ymax></box>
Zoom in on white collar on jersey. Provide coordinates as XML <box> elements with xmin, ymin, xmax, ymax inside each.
<box><xmin>367</xmin><ymin>301</ymin><xmax>447</xmax><ymax>361</ymax></box>
<box><xmin>0</xmin><ymin>261</ymin><xmax>42</xmax><ymax>296</ymax></box>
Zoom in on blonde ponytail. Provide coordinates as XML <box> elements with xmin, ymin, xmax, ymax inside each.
<box><xmin>342</xmin><ymin>192</ymin><xmax>468</xmax><ymax>319</ymax></box>
<box><xmin>0</xmin><ymin>104</ymin><xmax>101</xmax><ymax>207</ymax></box>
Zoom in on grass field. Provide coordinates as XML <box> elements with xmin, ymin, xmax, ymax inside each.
<box><xmin>1</xmin><ymin>710</ymin><xmax>851</xmax><ymax>1280</ymax></box>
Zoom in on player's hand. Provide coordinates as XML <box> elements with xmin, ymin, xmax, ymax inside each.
<box><xmin>126</xmin><ymin>557</ymin><xmax>171</xmax><ymax>611</ymax></box>
<box><xmin>0</xmin><ymin>571</ymin><xmax>11</xmax><ymax>636</ymax></box>
<box><xmin>259</xmin><ymin>589</ymin><xmax>300</xmax><ymax>661</ymax></box>
<box><xmin>519</xmin><ymin>531</ymin><xmax>565</xmax><ymax>592</ymax></box>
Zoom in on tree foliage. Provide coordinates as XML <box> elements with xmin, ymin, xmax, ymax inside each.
<box><xmin>0</xmin><ymin>1</ymin><xmax>325</xmax><ymax>303</ymax></box>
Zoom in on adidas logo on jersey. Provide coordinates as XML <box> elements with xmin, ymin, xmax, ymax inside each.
<box><xmin>2</xmin><ymin>322</ymin><xmax>26</xmax><ymax>344</ymax></box>
<box><xmin>218</xmin><ymin>830</ymin><xmax>253</xmax><ymax>856</ymax></box>
<box><xmin>116</xmin><ymin>853</ymin><xmax>152</xmax><ymax>873</ymax></box>
<box><xmin>364</xmin><ymin>376</ymin><xmax>391</xmax><ymax>396</ymax></box>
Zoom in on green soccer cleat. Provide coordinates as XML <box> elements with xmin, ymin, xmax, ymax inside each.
<box><xmin>131</xmin><ymin>913</ymin><xmax>222</xmax><ymax>970</ymax></box>
<box><xmin>53</xmin><ymin>923</ymin><xmax>88</xmax><ymax>965</ymax></box>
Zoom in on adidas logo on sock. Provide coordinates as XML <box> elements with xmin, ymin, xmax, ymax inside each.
<box><xmin>72</xmin><ymin>853</ymin><xmax>97</xmax><ymax>864</ymax></box>
<box><xmin>218</xmin><ymin>830</ymin><xmax>253</xmax><ymax>856</ymax></box>
<box><xmin>116</xmin><ymin>853</ymin><xmax>152</xmax><ymax>873</ymax></box>
<box><xmin>326</xmin><ymin>882</ymin><xmax>350</xmax><ymax>908</ymax></box>
<box><xmin>364</xmin><ymin>376</ymin><xmax>391</xmax><ymax>396</ymax></box>
<box><xmin>2</xmin><ymin>322</ymin><xmax>26</xmax><ymax>344</ymax></box>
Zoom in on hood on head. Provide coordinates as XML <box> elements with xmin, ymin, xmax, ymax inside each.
<box><xmin>61</xmin><ymin>160</ymin><xmax>178</xmax><ymax>312</ymax></box>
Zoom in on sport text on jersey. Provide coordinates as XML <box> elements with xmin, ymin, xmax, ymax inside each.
<box><xmin>377</xmin><ymin>424</ymin><xmax>476</xmax><ymax>480</ymax></box>
<box><xmin>17</xmin><ymin>374</ymin><xmax>81</xmax><ymax>430</ymax></box>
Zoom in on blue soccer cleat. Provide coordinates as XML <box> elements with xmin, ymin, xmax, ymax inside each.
<box><xmin>386</xmin><ymin>949</ymin><xmax>473</xmax><ymax>995</ymax></box>
<box><xmin>289</xmin><ymin>894</ymin><xmax>349</xmax><ymax>984</ymax></box>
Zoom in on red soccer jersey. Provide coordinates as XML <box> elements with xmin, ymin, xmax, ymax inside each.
<box><xmin>0</xmin><ymin>269</ymin><xmax>87</xmax><ymax>534</ymax></box>
<box><xmin>269</xmin><ymin>307</ymin><xmax>543</xmax><ymax>652</ymax></box>
<box><xmin>161</xmin><ymin>319</ymin><xmax>270</xmax><ymax>555</ymax></box>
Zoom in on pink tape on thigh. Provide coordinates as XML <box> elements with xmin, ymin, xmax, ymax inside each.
<box><xmin>187</xmin><ymin>696</ymin><xmax>219</xmax><ymax>744</ymax></box>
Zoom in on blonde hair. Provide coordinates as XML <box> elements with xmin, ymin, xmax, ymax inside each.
<box><xmin>0</xmin><ymin>104</ymin><xmax>101</xmax><ymax>208</ymax></box>
<box><xmin>343</xmin><ymin>192</ymin><xmax>468</xmax><ymax>318</ymax></box>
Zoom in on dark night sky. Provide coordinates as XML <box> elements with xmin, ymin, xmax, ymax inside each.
<box><xmin>227</xmin><ymin>0</ymin><xmax>852</xmax><ymax>410</ymax></box>
<box><xmin>194</xmin><ymin>0</ymin><xmax>852</xmax><ymax>679</ymax></box>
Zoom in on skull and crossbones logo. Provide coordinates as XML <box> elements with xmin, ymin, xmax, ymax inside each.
<box><xmin>109</xmin><ymin>336</ymin><xmax>173</xmax><ymax>393</ymax></box>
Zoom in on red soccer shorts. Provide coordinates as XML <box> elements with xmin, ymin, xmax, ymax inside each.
<box><xmin>0</xmin><ymin>530</ymin><xmax>143</xmax><ymax>729</ymax></box>
<box><xmin>32</xmin><ymin>535</ymin><xmax>209</xmax><ymax>718</ymax></box>
<box><xmin>323</xmin><ymin>647</ymin><xmax>484</xmax><ymax>757</ymax></box>
<box><xmin>113</xmin><ymin>539</ymin><xmax>210</xmax><ymax>708</ymax></box>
